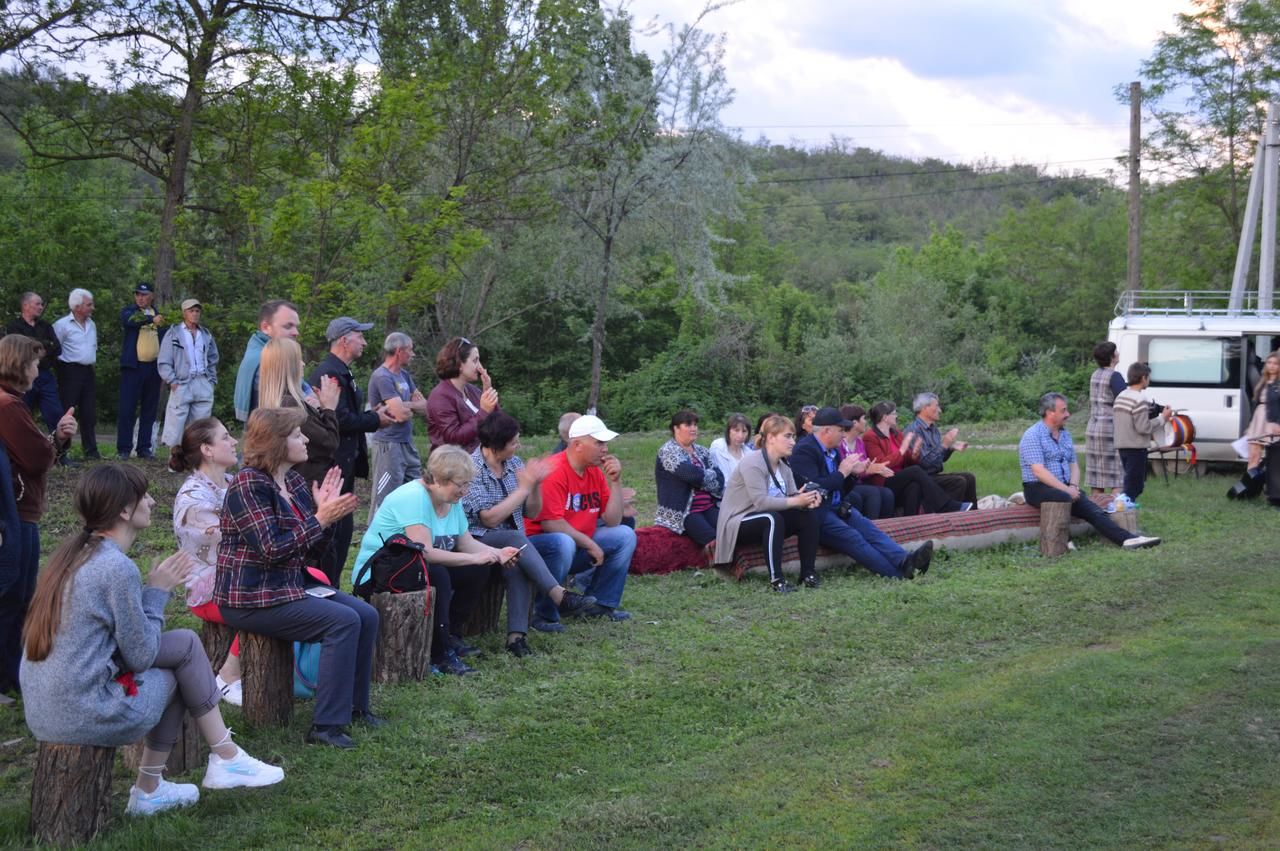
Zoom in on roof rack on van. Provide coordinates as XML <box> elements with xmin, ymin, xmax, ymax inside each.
<box><xmin>1114</xmin><ymin>289</ymin><xmax>1280</xmax><ymax>318</ymax></box>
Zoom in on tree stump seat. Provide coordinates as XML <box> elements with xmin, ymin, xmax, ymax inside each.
<box><xmin>459</xmin><ymin>565</ymin><xmax>506</xmax><ymax>637</ymax></box>
<box><xmin>240</xmin><ymin>632</ymin><xmax>294</xmax><ymax>727</ymax></box>
<box><xmin>1038</xmin><ymin>500</ymin><xmax>1072</xmax><ymax>557</ymax></box>
<box><xmin>122</xmin><ymin>713</ymin><xmax>204</xmax><ymax>775</ymax></box>
<box><xmin>200</xmin><ymin>621</ymin><xmax>293</xmax><ymax>726</ymax></box>
<box><xmin>29</xmin><ymin>742</ymin><xmax>115</xmax><ymax>846</ymax></box>
<box><xmin>370</xmin><ymin>588</ymin><xmax>435</xmax><ymax>683</ymax></box>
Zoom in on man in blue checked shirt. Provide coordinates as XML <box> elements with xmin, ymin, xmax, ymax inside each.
<box><xmin>1018</xmin><ymin>392</ymin><xmax>1161</xmax><ymax>550</ymax></box>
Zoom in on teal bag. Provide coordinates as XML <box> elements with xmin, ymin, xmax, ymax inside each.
<box><xmin>293</xmin><ymin>641</ymin><xmax>320</xmax><ymax>699</ymax></box>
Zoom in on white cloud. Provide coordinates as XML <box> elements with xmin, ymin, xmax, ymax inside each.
<box><xmin>625</xmin><ymin>0</ymin><xmax>1194</xmax><ymax>175</ymax></box>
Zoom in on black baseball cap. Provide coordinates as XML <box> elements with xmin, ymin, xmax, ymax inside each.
<box><xmin>811</xmin><ymin>406</ymin><xmax>853</xmax><ymax>428</ymax></box>
<box><xmin>134</xmin><ymin>283</ymin><xmax>153</xmax><ymax>294</ymax></box>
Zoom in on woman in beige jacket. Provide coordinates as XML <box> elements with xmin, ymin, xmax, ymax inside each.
<box><xmin>713</xmin><ymin>415</ymin><xmax>823</xmax><ymax>593</ymax></box>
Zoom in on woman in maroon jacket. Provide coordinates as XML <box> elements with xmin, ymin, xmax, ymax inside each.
<box><xmin>0</xmin><ymin>334</ymin><xmax>77</xmax><ymax>695</ymax></box>
<box><xmin>862</xmin><ymin>400</ymin><xmax>967</xmax><ymax>516</ymax></box>
<box><xmin>427</xmin><ymin>336</ymin><xmax>500</xmax><ymax>452</ymax></box>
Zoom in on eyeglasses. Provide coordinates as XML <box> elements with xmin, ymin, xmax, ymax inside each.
<box><xmin>458</xmin><ymin>337</ymin><xmax>472</xmax><ymax>347</ymax></box>
<box><xmin>801</xmin><ymin>405</ymin><xmax>818</xmax><ymax>413</ymax></box>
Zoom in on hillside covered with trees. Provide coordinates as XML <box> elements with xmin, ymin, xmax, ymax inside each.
<box><xmin>0</xmin><ymin>0</ymin><xmax>1261</xmax><ymax>431</ymax></box>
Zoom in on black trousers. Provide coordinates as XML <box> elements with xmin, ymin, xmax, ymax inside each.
<box><xmin>55</xmin><ymin>361</ymin><xmax>98</xmax><ymax>456</ymax></box>
<box><xmin>932</xmin><ymin>471</ymin><xmax>976</xmax><ymax>505</ymax></box>
<box><xmin>1118</xmin><ymin>448</ymin><xmax>1149</xmax><ymax>500</ymax></box>
<box><xmin>884</xmin><ymin>465</ymin><xmax>962</xmax><ymax>515</ymax></box>
<box><xmin>735</xmin><ymin>508</ymin><xmax>820</xmax><ymax>582</ymax></box>
<box><xmin>422</xmin><ymin>563</ymin><xmax>489</xmax><ymax>659</ymax></box>
<box><xmin>319</xmin><ymin>470</ymin><xmax>358</xmax><ymax>586</ymax></box>
<box><xmin>1023</xmin><ymin>481</ymin><xmax>1134</xmax><ymax>546</ymax></box>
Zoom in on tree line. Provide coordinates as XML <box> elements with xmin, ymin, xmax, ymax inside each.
<box><xmin>0</xmin><ymin>0</ymin><xmax>1265</xmax><ymax>433</ymax></box>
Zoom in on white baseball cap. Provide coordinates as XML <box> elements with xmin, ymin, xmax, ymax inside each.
<box><xmin>567</xmin><ymin>414</ymin><xmax>618</xmax><ymax>442</ymax></box>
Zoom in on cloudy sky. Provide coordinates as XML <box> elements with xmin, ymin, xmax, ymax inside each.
<box><xmin>626</xmin><ymin>0</ymin><xmax>1195</xmax><ymax>178</ymax></box>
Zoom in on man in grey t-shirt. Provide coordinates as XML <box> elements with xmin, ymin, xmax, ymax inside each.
<box><xmin>367</xmin><ymin>331</ymin><xmax>429</xmax><ymax>517</ymax></box>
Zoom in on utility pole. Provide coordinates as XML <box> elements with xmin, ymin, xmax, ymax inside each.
<box><xmin>1127</xmin><ymin>82</ymin><xmax>1141</xmax><ymax>292</ymax></box>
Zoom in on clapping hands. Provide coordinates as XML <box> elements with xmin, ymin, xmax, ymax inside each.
<box><xmin>146</xmin><ymin>550</ymin><xmax>197</xmax><ymax>591</ymax></box>
<box><xmin>515</xmin><ymin>456</ymin><xmax>552</xmax><ymax>492</ymax></box>
<box><xmin>313</xmin><ymin>466</ymin><xmax>357</xmax><ymax>526</ymax></box>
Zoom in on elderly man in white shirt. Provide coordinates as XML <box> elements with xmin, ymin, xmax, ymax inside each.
<box><xmin>52</xmin><ymin>288</ymin><xmax>100</xmax><ymax>459</ymax></box>
<box><xmin>158</xmin><ymin>298</ymin><xmax>220</xmax><ymax>448</ymax></box>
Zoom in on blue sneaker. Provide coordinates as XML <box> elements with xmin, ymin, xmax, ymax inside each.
<box><xmin>530</xmin><ymin>617</ymin><xmax>565</xmax><ymax>633</ymax></box>
<box><xmin>434</xmin><ymin>649</ymin><xmax>476</xmax><ymax>676</ymax></box>
<box><xmin>583</xmin><ymin>603</ymin><xmax>631</xmax><ymax>621</ymax></box>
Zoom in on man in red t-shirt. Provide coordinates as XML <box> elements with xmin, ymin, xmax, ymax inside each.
<box><xmin>526</xmin><ymin>415</ymin><xmax>635</xmax><ymax>623</ymax></box>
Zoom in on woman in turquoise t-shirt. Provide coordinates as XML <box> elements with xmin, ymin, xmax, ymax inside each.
<box><xmin>353</xmin><ymin>445</ymin><xmax>518</xmax><ymax>675</ymax></box>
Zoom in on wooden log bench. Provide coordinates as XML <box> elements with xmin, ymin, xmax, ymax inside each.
<box><xmin>629</xmin><ymin>496</ymin><xmax>1135</xmax><ymax>579</ymax></box>
<box><xmin>370</xmin><ymin>588</ymin><xmax>435</xmax><ymax>683</ymax></box>
<box><xmin>29</xmin><ymin>742</ymin><xmax>115</xmax><ymax>846</ymax></box>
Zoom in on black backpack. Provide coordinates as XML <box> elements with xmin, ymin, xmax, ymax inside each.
<box><xmin>353</xmin><ymin>533</ymin><xmax>429</xmax><ymax>599</ymax></box>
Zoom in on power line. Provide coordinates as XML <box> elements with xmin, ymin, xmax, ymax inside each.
<box><xmin>752</xmin><ymin>157</ymin><xmax>1119</xmax><ymax>186</ymax></box>
<box><xmin>742</xmin><ymin>176</ymin><xmax>1080</xmax><ymax>212</ymax></box>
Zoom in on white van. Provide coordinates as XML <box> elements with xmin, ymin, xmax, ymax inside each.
<box><xmin>1108</xmin><ymin>290</ymin><xmax>1280</xmax><ymax>463</ymax></box>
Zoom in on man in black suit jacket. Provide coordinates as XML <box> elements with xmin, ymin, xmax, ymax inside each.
<box><xmin>789</xmin><ymin>407</ymin><xmax>931</xmax><ymax>582</ymax></box>
<box><xmin>307</xmin><ymin>316</ymin><xmax>396</xmax><ymax>585</ymax></box>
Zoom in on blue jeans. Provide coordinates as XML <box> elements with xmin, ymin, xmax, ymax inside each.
<box><xmin>817</xmin><ymin>507</ymin><xmax>909</xmax><ymax>579</ymax></box>
<box><xmin>23</xmin><ymin>369</ymin><xmax>63</xmax><ymax>433</ymax></box>
<box><xmin>219</xmin><ymin>591</ymin><xmax>378</xmax><ymax>727</ymax></box>
<box><xmin>117</xmin><ymin>361</ymin><xmax>161</xmax><ymax>456</ymax></box>
<box><xmin>529</xmin><ymin>524</ymin><xmax>635</xmax><ymax>621</ymax></box>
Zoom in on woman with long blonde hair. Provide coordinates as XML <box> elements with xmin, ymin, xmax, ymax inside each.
<box><xmin>258</xmin><ymin>338</ymin><xmax>340</xmax><ymax>488</ymax></box>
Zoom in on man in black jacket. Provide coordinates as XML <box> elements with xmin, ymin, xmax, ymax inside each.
<box><xmin>308</xmin><ymin>316</ymin><xmax>396</xmax><ymax>584</ymax></box>
<box><xmin>5</xmin><ymin>293</ymin><xmax>65</xmax><ymax>439</ymax></box>
<box><xmin>790</xmin><ymin>407</ymin><xmax>932</xmax><ymax>583</ymax></box>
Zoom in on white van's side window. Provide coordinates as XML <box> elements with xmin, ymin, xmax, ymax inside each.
<box><xmin>1141</xmin><ymin>336</ymin><xmax>1241</xmax><ymax>388</ymax></box>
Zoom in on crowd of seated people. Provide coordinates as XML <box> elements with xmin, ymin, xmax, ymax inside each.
<box><xmin>12</xmin><ymin>295</ymin><xmax>1178</xmax><ymax>825</ymax></box>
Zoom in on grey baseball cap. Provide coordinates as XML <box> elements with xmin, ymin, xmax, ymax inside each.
<box><xmin>325</xmin><ymin>316</ymin><xmax>374</xmax><ymax>342</ymax></box>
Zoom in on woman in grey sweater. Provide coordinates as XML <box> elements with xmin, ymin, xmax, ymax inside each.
<box><xmin>20</xmin><ymin>464</ymin><xmax>283</xmax><ymax>817</ymax></box>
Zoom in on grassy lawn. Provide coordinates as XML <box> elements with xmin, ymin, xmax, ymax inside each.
<box><xmin>1</xmin><ymin>431</ymin><xmax>1277</xmax><ymax>849</ymax></box>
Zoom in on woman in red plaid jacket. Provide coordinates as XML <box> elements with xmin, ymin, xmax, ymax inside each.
<box><xmin>213</xmin><ymin>407</ymin><xmax>382</xmax><ymax>750</ymax></box>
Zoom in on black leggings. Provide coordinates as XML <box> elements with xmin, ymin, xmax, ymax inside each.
<box><xmin>427</xmin><ymin>563</ymin><xmax>490</xmax><ymax>658</ymax></box>
<box><xmin>735</xmin><ymin>508</ymin><xmax>820</xmax><ymax>582</ymax></box>
<box><xmin>884</xmin><ymin>465</ymin><xmax>963</xmax><ymax>515</ymax></box>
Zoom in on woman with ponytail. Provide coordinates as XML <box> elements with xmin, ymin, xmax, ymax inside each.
<box><xmin>0</xmin><ymin>334</ymin><xmax>77</xmax><ymax>698</ymax></box>
<box><xmin>20</xmin><ymin>464</ymin><xmax>283</xmax><ymax>817</ymax></box>
<box><xmin>170</xmin><ymin>417</ymin><xmax>242</xmax><ymax>704</ymax></box>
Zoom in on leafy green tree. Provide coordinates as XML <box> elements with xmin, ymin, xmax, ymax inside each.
<box><xmin>1</xmin><ymin>0</ymin><xmax>376</xmax><ymax>303</ymax></box>
<box><xmin>557</xmin><ymin>4</ymin><xmax>744</xmax><ymax>411</ymax></box>
<box><xmin>1127</xmin><ymin>0</ymin><xmax>1280</xmax><ymax>234</ymax></box>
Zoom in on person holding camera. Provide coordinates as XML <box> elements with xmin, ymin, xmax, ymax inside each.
<box><xmin>790</xmin><ymin>407</ymin><xmax>933</xmax><ymax>583</ymax></box>
<box><xmin>712</xmin><ymin>414</ymin><xmax>822</xmax><ymax>593</ymax></box>
<box><xmin>1112</xmin><ymin>363</ymin><xmax>1173</xmax><ymax>504</ymax></box>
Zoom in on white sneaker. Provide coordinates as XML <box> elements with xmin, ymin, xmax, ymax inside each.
<box><xmin>1122</xmin><ymin>535</ymin><xmax>1161</xmax><ymax>550</ymax></box>
<box><xmin>126</xmin><ymin>779</ymin><xmax>200</xmax><ymax>816</ymax></box>
<box><xmin>202</xmin><ymin>746</ymin><xmax>285</xmax><ymax>789</ymax></box>
<box><xmin>216</xmin><ymin>675</ymin><xmax>243</xmax><ymax>707</ymax></box>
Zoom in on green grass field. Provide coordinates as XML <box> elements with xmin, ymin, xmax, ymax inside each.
<box><xmin>1</xmin><ymin>433</ymin><xmax>1277</xmax><ymax>849</ymax></box>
